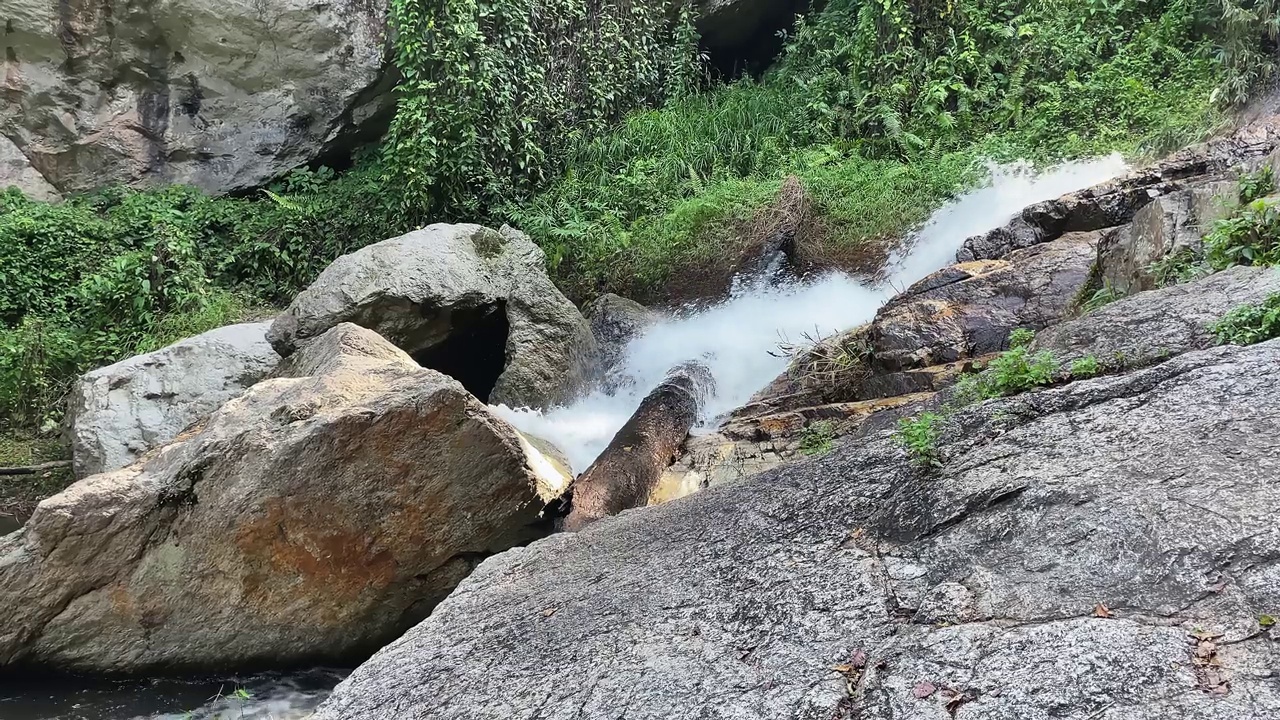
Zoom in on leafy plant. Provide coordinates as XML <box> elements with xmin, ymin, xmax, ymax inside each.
<box><xmin>954</xmin><ymin>341</ymin><xmax>1060</xmax><ymax>405</ymax></box>
<box><xmin>1149</xmin><ymin>246</ymin><xmax>1211</xmax><ymax>286</ymax></box>
<box><xmin>1082</xmin><ymin>281</ymin><xmax>1123</xmax><ymax>313</ymax></box>
<box><xmin>1070</xmin><ymin>355</ymin><xmax>1103</xmax><ymax>378</ymax></box>
<box><xmin>894</xmin><ymin>413</ymin><xmax>945</xmax><ymax>468</ymax></box>
<box><xmin>1204</xmin><ymin>198</ymin><xmax>1280</xmax><ymax>270</ymax></box>
<box><xmin>1210</xmin><ymin>292</ymin><xmax>1280</xmax><ymax>344</ymax></box>
<box><xmin>799</xmin><ymin>421</ymin><xmax>837</xmax><ymax>456</ymax></box>
<box><xmin>1239</xmin><ymin>164</ymin><xmax>1277</xmax><ymax>204</ymax></box>
<box><xmin>1007</xmin><ymin>328</ymin><xmax>1036</xmax><ymax>349</ymax></box>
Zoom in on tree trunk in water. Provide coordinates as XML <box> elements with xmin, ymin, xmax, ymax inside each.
<box><xmin>563</xmin><ymin>362</ymin><xmax>714</xmax><ymax>531</ymax></box>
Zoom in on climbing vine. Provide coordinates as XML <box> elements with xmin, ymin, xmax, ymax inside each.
<box><xmin>384</xmin><ymin>0</ymin><xmax>703</xmax><ymax>219</ymax></box>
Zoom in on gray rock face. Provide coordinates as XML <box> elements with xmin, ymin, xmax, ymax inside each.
<box><xmin>0</xmin><ymin>135</ymin><xmax>59</xmax><ymax>201</ymax></box>
<box><xmin>584</xmin><ymin>293</ymin><xmax>658</xmax><ymax>380</ymax></box>
<box><xmin>1096</xmin><ymin>183</ymin><xmax>1238</xmax><ymax>296</ymax></box>
<box><xmin>0</xmin><ymin>324</ymin><xmax>570</xmax><ymax>673</ymax></box>
<box><xmin>268</xmin><ymin>224</ymin><xmax>597</xmax><ymax>409</ymax></box>
<box><xmin>1</xmin><ymin>0</ymin><xmax>392</xmax><ymax>197</ymax></box>
<box><xmin>1034</xmin><ymin>266</ymin><xmax>1280</xmax><ymax>369</ymax></box>
<box><xmin>316</xmin><ymin>340</ymin><xmax>1280</xmax><ymax>719</ymax></box>
<box><xmin>64</xmin><ymin>322</ymin><xmax>279</xmax><ymax>478</ymax></box>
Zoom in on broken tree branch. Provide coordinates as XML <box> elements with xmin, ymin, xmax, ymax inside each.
<box><xmin>0</xmin><ymin>460</ymin><xmax>72</xmax><ymax>477</ymax></box>
<box><xmin>563</xmin><ymin>362</ymin><xmax>714</xmax><ymax>531</ymax></box>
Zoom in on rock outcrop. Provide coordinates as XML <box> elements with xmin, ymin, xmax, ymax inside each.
<box><xmin>1</xmin><ymin>0</ymin><xmax>393</xmax><ymax>196</ymax></box>
<box><xmin>268</xmin><ymin>223</ymin><xmax>596</xmax><ymax>409</ymax></box>
<box><xmin>0</xmin><ymin>324</ymin><xmax>570</xmax><ymax>673</ymax></box>
<box><xmin>583</xmin><ymin>293</ymin><xmax>658</xmax><ymax>382</ymax></box>
<box><xmin>315</xmin><ymin>339</ymin><xmax>1280</xmax><ymax>719</ymax></box>
<box><xmin>64</xmin><ymin>322</ymin><xmax>279</xmax><ymax>478</ymax></box>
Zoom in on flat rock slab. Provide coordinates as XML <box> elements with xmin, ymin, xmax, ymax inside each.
<box><xmin>315</xmin><ymin>340</ymin><xmax>1280</xmax><ymax>720</ymax></box>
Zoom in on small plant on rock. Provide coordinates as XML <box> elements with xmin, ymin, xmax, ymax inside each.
<box><xmin>1239</xmin><ymin>165</ymin><xmax>1276</xmax><ymax>204</ymax></box>
<box><xmin>799</xmin><ymin>421</ymin><xmax>837</xmax><ymax>456</ymax></box>
<box><xmin>1204</xmin><ymin>198</ymin><xmax>1280</xmax><ymax>270</ymax></box>
<box><xmin>1081</xmin><ymin>281</ymin><xmax>1122</xmax><ymax>313</ymax></box>
<box><xmin>953</xmin><ymin>333</ymin><xmax>1059</xmax><ymax>405</ymax></box>
<box><xmin>1210</xmin><ymin>292</ymin><xmax>1280</xmax><ymax>345</ymax></box>
<box><xmin>894</xmin><ymin>413</ymin><xmax>944</xmax><ymax>469</ymax></box>
<box><xmin>1069</xmin><ymin>355</ymin><xmax>1102</xmax><ymax>378</ymax></box>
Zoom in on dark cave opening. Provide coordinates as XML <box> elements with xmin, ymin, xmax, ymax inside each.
<box><xmin>412</xmin><ymin>302</ymin><xmax>510</xmax><ymax>403</ymax></box>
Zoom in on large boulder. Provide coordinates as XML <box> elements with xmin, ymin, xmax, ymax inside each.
<box><xmin>315</xmin><ymin>340</ymin><xmax>1280</xmax><ymax>719</ymax></box>
<box><xmin>1</xmin><ymin>0</ymin><xmax>393</xmax><ymax>197</ymax></box>
<box><xmin>0</xmin><ymin>323</ymin><xmax>570</xmax><ymax>673</ymax></box>
<box><xmin>268</xmin><ymin>223</ymin><xmax>597</xmax><ymax>409</ymax></box>
<box><xmin>64</xmin><ymin>322</ymin><xmax>280</xmax><ymax>478</ymax></box>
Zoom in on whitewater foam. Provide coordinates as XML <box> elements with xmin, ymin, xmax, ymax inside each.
<box><xmin>492</xmin><ymin>155</ymin><xmax>1128</xmax><ymax>473</ymax></box>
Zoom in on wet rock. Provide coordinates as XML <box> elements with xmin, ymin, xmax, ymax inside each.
<box><xmin>64</xmin><ymin>322</ymin><xmax>279</xmax><ymax>478</ymax></box>
<box><xmin>268</xmin><ymin>224</ymin><xmax>596</xmax><ymax>409</ymax></box>
<box><xmin>1</xmin><ymin>0</ymin><xmax>392</xmax><ymax>196</ymax></box>
<box><xmin>584</xmin><ymin>293</ymin><xmax>658</xmax><ymax>380</ymax></box>
<box><xmin>872</xmin><ymin>232</ymin><xmax>1100</xmax><ymax>372</ymax></box>
<box><xmin>0</xmin><ymin>324</ymin><xmax>570</xmax><ymax>673</ymax></box>
<box><xmin>314</xmin><ymin>340</ymin><xmax>1280</xmax><ymax>719</ymax></box>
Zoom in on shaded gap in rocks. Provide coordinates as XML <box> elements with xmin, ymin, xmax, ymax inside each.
<box><xmin>412</xmin><ymin>301</ymin><xmax>510</xmax><ymax>402</ymax></box>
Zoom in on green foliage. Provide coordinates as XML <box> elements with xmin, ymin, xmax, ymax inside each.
<box><xmin>384</xmin><ymin>0</ymin><xmax>701</xmax><ymax>220</ymax></box>
<box><xmin>1204</xmin><ymin>197</ymin><xmax>1280</xmax><ymax>269</ymax></box>
<box><xmin>1069</xmin><ymin>355</ymin><xmax>1103</xmax><ymax>378</ymax></box>
<box><xmin>1149</xmin><ymin>246</ymin><xmax>1211</xmax><ymax>286</ymax></box>
<box><xmin>1007</xmin><ymin>328</ymin><xmax>1036</xmax><ymax>349</ymax></box>
<box><xmin>1239</xmin><ymin>164</ymin><xmax>1277</xmax><ymax>203</ymax></box>
<box><xmin>799</xmin><ymin>421</ymin><xmax>837</xmax><ymax>456</ymax></box>
<box><xmin>0</xmin><ymin>169</ymin><xmax>389</xmax><ymax>428</ymax></box>
<box><xmin>509</xmin><ymin>0</ymin><xmax>1228</xmax><ymax>297</ymax></box>
<box><xmin>1210</xmin><ymin>292</ymin><xmax>1280</xmax><ymax>344</ymax></box>
<box><xmin>1082</xmin><ymin>281</ymin><xmax>1123</xmax><ymax>313</ymax></box>
<box><xmin>954</xmin><ymin>335</ymin><xmax>1060</xmax><ymax>404</ymax></box>
<box><xmin>894</xmin><ymin>412</ymin><xmax>945</xmax><ymax>468</ymax></box>
<box><xmin>1212</xmin><ymin>0</ymin><xmax>1280</xmax><ymax>106</ymax></box>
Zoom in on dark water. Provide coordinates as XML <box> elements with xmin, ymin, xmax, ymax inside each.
<box><xmin>0</xmin><ymin>669</ymin><xmax>345</xmax><ymax>720</ymax></box>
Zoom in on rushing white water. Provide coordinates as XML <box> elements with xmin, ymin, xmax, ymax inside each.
<box><xmin>493</xmin><ymin>155</ymin><xmax>1127</xmax><ymax>474</ymax></box>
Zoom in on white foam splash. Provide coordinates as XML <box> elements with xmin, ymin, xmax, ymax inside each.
<box><xmin>493</xmin><ymin>155</ymin><xmax>1128</xmax><ymax>473</ymax></box>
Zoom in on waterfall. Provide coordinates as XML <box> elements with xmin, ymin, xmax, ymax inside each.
<box><xmin>492</xmin><ymin>155</ymin><xmax>1129</xmax><ymax>473</ymax></box>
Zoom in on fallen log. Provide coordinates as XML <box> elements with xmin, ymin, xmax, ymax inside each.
<box><xmin>563</xmin><ymin>362</ymin><xmax>714</xmax><ymax>531</ymax></box>
<box><xmin>0</xmin><ymin>460</ymin><xmax>72</xmax><ymax>476</ymax></box>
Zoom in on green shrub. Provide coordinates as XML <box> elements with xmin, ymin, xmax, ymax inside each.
<box><xmin>894</xmin><ymin>413</ymin><xmax>945</xmax><ymax>468</ymax></box>
<box><xmin>1069</xmin><ymin>355</ymin><xmax>1103</xmax><ymax>378</ymax></box>
<box><xmin>1204</xmin><ymin>198</ymin><xmax>1280</xmax><ymax>270</ymax></box>
<box><xmin>1210</xmin><ymin>293</ymin><xmax>1280</xmax><ymax>344</ymax></box>
<box><xmin>954</xmin><ymin>342</ymin><xmax>1060</xmax><ymax>404</ymax></box>
<box><xmin>799</xmin><ymin>421</ymin><xmax>837</xmax><ymax>456</ymax></box>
